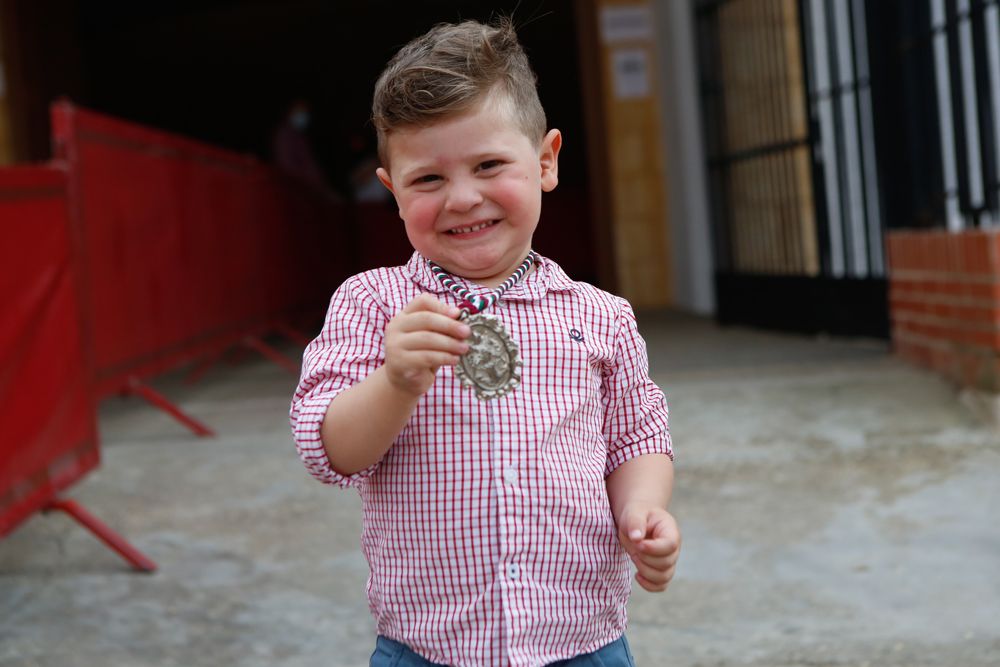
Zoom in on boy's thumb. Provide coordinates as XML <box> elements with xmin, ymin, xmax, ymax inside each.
<box><xmin>620</xmin><ymin>507</ymin><xmax>647</xmax><ymax>543</ymax></box>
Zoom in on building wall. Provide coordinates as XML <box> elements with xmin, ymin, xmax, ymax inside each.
<box><xmin>653</xmin><ymin>0</ymin><xmax>715</xmax><ymax>315</ymax></box>
<box><xmin>0</xmin><ymin>0</ymin><xmax>83</xmax><ymax>163</ymax></box>
<box><xmin>0</xmin><ymin>1</ymin><xmax>16</xmax><ymax>164</ymax></box>
<box><xmin>581</xmin><ymin>0</ymin><xmax>673</xmax><ymax>309</ymax></box>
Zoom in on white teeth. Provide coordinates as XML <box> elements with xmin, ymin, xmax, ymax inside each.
<box><xmin>449</xmin><ymin>220</ymin><xmax>495</xmax><ymax>234</ymax></box>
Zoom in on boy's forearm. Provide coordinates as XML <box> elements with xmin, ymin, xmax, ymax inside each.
<box><xmin>606</xmin><ymin>454</ymin><xmax>674</xmax><ymax>520</ymax></box>
<box><xmin>320</xmin><ymin>366</ymin><xmax>422</xmax><ymax>475</ymax></box>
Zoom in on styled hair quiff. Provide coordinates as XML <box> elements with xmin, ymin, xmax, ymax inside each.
<box><xmin>372</xmin><ymin>18</ymin><xmax>547</xmax><ymax>167</ymax></box>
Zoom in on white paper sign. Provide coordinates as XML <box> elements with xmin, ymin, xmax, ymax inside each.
<box><xmin>600</xmin><ymin>5</ymin><xmax>654</xmax><ymax>44</ymax></box>
<box><xmin>611</xmin><ymin>48</ymin><xmax>651</xmax><ymax>99</ymax></box>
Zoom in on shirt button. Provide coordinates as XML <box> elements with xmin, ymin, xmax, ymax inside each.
<box><xmin>507</xmin><ymin>563</ymin><xmax>520</xmax><ymax>579</ymax></box>
<box><xmin>503</xmin><ymin>466</ymin><xmax>518</xmax><ymax>484</ymax></box>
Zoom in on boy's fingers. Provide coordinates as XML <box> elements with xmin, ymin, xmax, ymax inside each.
<box><xmin>631</xmin><ymin>547</ymin><xmax>677</xmax><ymax>568</ymax></box>
<box><xmin>637</xmin><ymin>535</ymin><xmax>680</xmax><ymax>557</ymax></box>
<box><xmin>634</xmin><ymin>571</ymin><xmax>672</xmax><ymax>593</ymax></box>
<box><xmin>412</xmin><ymin>312</ymin><xmax>471</xmax><ymax>338</ymax></box>
<box><xmin>640</xmin><ymin>512</ymin><xmax>680</xmax><ymax>554</ymax></box>
<box><xmin>630</xmin><ymin>553</ymin><xmax>676</xmax><ymax>585</ymax></box>
<box><xmin>399</xmin><ymin>331</ymin><xmax>470</xmax><ymax>355</ymax></box>
<box><xmin>418</xmin><ymin>351</ymin><xmax>462</xmax><ymax>368</ymax></box>
<box><xmin>396</xmin><ymin>310</ymin><xmax>470</xmax><ymax>340</ymax></box>
<box><xmin>402</xmin><ymin>293</ymin><xmax>462</xmax><ymax>318</ymax></box>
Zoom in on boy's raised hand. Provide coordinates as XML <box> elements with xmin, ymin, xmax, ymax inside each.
<box><xmin>618</xmin><ymin>505</ymin><xmax>681</xmax><ymax>593</ymax></box>
<box><xmin>384</xmin><ymin>294</ymin><xmax>471</xmax><ymax>397</ymax></box>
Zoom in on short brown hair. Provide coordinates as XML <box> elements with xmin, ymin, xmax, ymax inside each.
<box><xmin>372</xmin><ymin>18</ymin><xmax>547</xmax><ymax>167</ymax></box>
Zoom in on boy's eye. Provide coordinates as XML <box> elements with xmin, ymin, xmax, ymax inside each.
<box><xmin>412</xmin><ymin>174</ymin><xmax>441</xmax><ymax>185</ymax></box>
<box><xmin>478</xmin><ymin>160</ymin><xmax>503</xmax><ymax>172</ymax></box>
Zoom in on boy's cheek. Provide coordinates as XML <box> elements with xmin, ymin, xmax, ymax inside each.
<box><xmin>398</xmin><ymin>196</ymin><xmax>441</xmax><ymax>230</ymax></box>
<box><xmin>493</xmin><ymin>176</ymin><xmax>541</xmax><ymax>213</ymax></box>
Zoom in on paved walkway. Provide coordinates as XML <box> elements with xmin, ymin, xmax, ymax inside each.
<box><xmin>2</xmin><ymin>311</ymin><xmax>998</xmax><ymax>666</ymax></box>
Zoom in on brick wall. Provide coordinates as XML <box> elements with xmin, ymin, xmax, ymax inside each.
<box><xmin>887</xmin><ymin>229</ymin><xmax>1000</xmax><ymax>391</ymax></box>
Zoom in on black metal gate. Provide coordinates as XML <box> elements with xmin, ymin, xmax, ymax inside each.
<box><xmin>867</xmin><ymin>0</ymin><xmax>999</xmax><ymax>231</ymax></box>
<box><xmin>696</xmin><ymin>0</ymin><xmax>890</xmax><ymax>337</ymax></box>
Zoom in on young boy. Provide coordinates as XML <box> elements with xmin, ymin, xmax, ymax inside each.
<box><xmin>290</xmin><ymin>18</ymin><xmax>679</xmax><ymax>667</ymax></box>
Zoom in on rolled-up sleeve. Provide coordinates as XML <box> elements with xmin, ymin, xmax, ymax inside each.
<box><xmin>290</xmin><ymin>276</ymin><xmax>388</xmax><ymax>487</ymax></box>
<box><xmin>602</xmin><ymin>299</ymin><xmax>673</xmax><ymax>476</ymax></box>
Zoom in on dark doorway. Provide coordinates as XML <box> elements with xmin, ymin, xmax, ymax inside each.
<box><xmin>63</xmin><ymin>0</ymin><xmax>597</xmax><ymax>282</ymax></box>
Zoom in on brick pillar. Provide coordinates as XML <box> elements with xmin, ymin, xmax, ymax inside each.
<box><xmin>887</xmin><ymin>229</ymin><xmax>1000</xmax><ymax>392</ymax></box>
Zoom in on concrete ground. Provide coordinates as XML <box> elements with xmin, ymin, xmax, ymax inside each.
<box><xmin>1</xmin><ymin>311</ymin><xmax>998</xmax><ymax>667</ymax></box>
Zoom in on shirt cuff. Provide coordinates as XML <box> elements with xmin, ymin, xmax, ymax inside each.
<box><xmin>292</xmin><ymin>391</ymin><xmax>380</xmax><ymax>488</ymax></box>
<box><xmin>605</xmin><ymin>435</ymin><xmax>674</xmax><ymax>477</ymax></box>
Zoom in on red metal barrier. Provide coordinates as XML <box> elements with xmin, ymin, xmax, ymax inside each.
<box><xmin>0</xmin><ymin>165</ymin><xmax>96</xmax><ymax>534</ymax></box>
<box><xmin>51</xmin><ymin>101</ymin><xmax>350</xmax><ymax>432</ymax></box>
<box><xmin>0</xmin><ymin>165</ymin><xmax>154</xmax><ymax>570</ymax></box>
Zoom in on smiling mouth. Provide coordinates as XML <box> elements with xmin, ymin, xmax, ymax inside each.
<box><xmin>447</xmin><ymin>220</ymin><xmax>499</xmax><ymax>235</ymax></box>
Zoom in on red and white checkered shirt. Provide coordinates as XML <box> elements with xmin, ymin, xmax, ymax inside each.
<box><xmin>290</xmin><ymin>252</ymin><xmax>672</xmax><ymax>667</ymax></box>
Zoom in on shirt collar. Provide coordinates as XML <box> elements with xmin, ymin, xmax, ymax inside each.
<box><xmin>404</xmin><ymin>251</ymin><xmax>577</xmax><ymax>302</ymax></box>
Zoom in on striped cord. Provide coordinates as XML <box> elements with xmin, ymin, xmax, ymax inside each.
<box><xmin>429</xmin><ymin>251</ymin><xmax>537</xmax><ymax>314</ymax></box>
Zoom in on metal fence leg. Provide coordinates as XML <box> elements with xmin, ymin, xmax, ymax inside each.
<box><xmin>242</xmin><ymin>336</ymin><xmax>299</xmax><ymax>375</ymax></box>
<box><xmin>184</xmin><ymin>347</ymin><xmax>227</xmax><ymax>385</ymax></box>
<box><xmin>126</xmin><ymin>379</ymin><xmax>215</xmax><ymax>437</ymax></box>
<box><xmin>44</xmin><ymin>498</ymin><xmax>157</xmax><ymax>572</ymax></box>
<box><xmin>276</xmin><ymin>322</ymin><xmax>311</xmax><ymax>347</ymax></box>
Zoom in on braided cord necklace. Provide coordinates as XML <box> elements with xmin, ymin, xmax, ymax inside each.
<box><xmin>427</xmin><ymin>251</ymin><xmax>537</xmax><ymax>400</ymax></box>
<box><xmin>428</xmin><ymin>251</ymin><xmax>537</xmax><ymax>316</ymax></box>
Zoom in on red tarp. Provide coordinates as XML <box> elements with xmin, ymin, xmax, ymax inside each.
<box><xmin>0</xmin><ymin>165</ymin><xmax>99</xmax><ymax>537</ymax></box>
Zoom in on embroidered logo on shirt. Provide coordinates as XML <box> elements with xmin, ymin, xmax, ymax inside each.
<box><xmin>569</xmin><ymin>328</ymin><xmax>584</xmax><ymax>342</ymax></box>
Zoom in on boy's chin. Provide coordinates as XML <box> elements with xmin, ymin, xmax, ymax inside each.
<box><xmin>432</xmin><ymin>258</ymin><xmax>498</xmax><ymax>280</ymax></box>
<box><xmin>426</xmin><ymin>240</ymin><xmax>534</xmax><ymax>277</ymax></box>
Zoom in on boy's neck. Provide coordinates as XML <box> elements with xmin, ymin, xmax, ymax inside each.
<box><xmin>464</xmin><ymin>262</ymin><xmax>536</xmax><ymax>290</ymax></box>
<box><xmin>429</xmin><ymin>250</ymin><xmax>538</xmax><ymax>290</ymax></box>
<box><xmin>427</xmin><ymin>246</ymin><xmax>538</xmax><ymax>290</ymax></box>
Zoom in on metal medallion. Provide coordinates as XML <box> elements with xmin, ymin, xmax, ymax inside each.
<box><xmin>454</xmin><ymin>312</ymin><xmax>522</xmax><ymax>400</ymax></box>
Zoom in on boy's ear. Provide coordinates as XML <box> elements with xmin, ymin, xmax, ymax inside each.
<box><xmin>539</xmin><ymin>129</ymin><xmax>561</xmax><ymax>192</ymax></box>
<box><xmin>376</xmin><ymin>167</ymin><xmax>395</xmax><ymax>195</ymax></box>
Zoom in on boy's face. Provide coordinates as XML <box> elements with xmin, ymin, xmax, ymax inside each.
<box><xmin>376</xmin><ymin>101</ymin><xmax>561</xmax><ymax>287</ymax></box>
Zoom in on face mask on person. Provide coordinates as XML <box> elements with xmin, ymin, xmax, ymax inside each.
<box><xmin>290</xmin><ymin>110</ymin><xmax>310</xmax><ymax>130</ymax></box>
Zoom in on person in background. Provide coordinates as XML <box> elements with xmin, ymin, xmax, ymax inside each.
<box><xmin>348</xmin><ymin>132</ymin><xmax>393</xmax><ymax>204</ymax></box>
<box><xmin>272</xmin><ymin>98</ymin><xmax>338</xmax><ymax>199</ymax></box>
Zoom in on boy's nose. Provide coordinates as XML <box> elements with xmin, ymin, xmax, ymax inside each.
<box><xmin>444</xmin><ymin>180</ymin><xmax>484</xmax><ymax>213</ymax></box>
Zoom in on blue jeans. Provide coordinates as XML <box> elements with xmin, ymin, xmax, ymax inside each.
<box><xmin>369</xmin><ymin>634</ymin><xmax>636</xmax><ymax>666</ymax></box>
